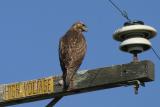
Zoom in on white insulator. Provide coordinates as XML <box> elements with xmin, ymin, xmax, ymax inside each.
<box><xmin>120</xmin><ymin>37</ymin><xmax>152</xmax><ymax>54</ymax></box>
<box><xmin>113</xmin><ymin>24</ymin><xmax>157</xmax><ymax>41</ymax></box>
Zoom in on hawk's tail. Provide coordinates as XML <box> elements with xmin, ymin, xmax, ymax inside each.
<box><xmin>63</xmin><ymin>70</ymin><xmax>76</xmax><ymax>90</ymax></box>
<box><xmin>63</xmin><ymin>74</ymin><xmax>70</xmax><ymax>90</ymax></box>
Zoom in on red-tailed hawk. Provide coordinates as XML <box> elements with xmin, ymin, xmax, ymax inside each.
<box><xmin>46</xmin><ymin>22</ymin><xmax>87</xmax><ymax>107</ymax></box>
<box><xmin>59</xmin><ymin>21</ymin><xmax>87</xmax><ymax>89</ymax></box>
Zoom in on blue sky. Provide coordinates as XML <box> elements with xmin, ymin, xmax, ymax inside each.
<box><xmin>0</xmin><ymin>0</ymin><xmax>160</xmax><ymax>107</ymax></box>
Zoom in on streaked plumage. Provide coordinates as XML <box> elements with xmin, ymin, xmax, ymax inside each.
<box><xmin>59</xmin><ymin>21</ymin><xmax>87</xmax><ymax>89</ymax></box>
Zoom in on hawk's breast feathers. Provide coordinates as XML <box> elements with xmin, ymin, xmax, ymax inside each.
<box><xmin>59</xmin><ymin>29</ymin><xmax>87</xmax><ymax>72</ymax></box>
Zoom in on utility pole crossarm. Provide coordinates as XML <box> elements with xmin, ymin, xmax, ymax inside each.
<box><xmin>0</xmin><ymin>60</ymin><xmax>154</xmax><ymax>106</ymax></box>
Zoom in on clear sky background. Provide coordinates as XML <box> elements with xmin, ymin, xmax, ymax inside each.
<box><xmin>0</xmin><ymin>0</ymin><xmax>159</xmax><ymax>107</ymax></box>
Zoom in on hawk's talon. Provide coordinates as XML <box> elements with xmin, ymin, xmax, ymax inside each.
<box><xmin>58</xmin><ymin>80</ymin><xmax>64</xmax><ymax>86</ymax></box>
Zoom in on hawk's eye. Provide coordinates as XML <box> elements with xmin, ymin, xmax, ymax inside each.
<box><xmin>82</xmin><ymin>24</ymin><xmax>85</xmax><ymax>27</ymax></box>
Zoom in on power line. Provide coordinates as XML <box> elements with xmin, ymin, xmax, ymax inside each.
<box><xmin>108</xmin><ymin>0</ymin><xmax>131</xmax><ymax>21</ymax></box>
<box><xmin>151</xmin><ymin>47</ymin><xmax>160</xmax><ymax>61</ymax></box>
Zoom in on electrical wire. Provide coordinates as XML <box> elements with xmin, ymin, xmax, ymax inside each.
<box><xmin>108</xmin><ymin>0</ymin><xmax>131</xmax><ymax>21</ymax></box>
<box><xmin>151</xmin><ymin>47</ymin><xmax>160</xmax><ymax>61</ymax></box>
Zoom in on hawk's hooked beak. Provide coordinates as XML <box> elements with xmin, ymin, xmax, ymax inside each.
<box><xmin>82</xmin><ymin>25</ymin><xmax>88</xmax><ymax>32</ymax></box>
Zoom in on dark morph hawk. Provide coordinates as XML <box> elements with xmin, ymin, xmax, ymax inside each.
<box><xmin>59</xmin><ymin>21</ymin><xmax>87</xmax><ymax>90</ymax></box>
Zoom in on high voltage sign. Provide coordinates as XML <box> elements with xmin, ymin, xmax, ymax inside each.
<box><xmin>3</xmin><ymin>77</ymin><xmax>54</xmax><ymax>101</ymax></box>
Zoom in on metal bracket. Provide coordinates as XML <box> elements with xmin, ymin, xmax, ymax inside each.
<box><xmin>127</xmin><ymin>80</ymin><xmax>145</xmax><ymax>95</ymax></box>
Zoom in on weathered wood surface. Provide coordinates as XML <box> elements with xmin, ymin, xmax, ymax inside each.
<box><xmin>0</xmin><ymin>60</ymin><xmax>154</xmax><ymax>106</ymax></box>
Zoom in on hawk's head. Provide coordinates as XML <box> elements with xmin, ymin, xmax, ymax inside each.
<box><xmin>72</xmin><ymin>21</ymin><xmax>88</xmax><ymax>32</ymax></box>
